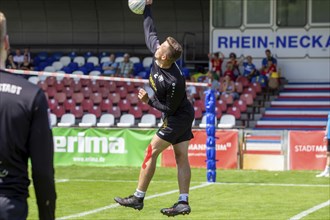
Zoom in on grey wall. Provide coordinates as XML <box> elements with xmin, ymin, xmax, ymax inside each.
<box><xmin>1</xmin><ymin>0</ymin><xmax>209</xmax><ymax>58</ymax></box>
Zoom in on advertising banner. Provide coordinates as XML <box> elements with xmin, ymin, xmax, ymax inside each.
<box><xmin>289</xmin><ymin>130</ymin><xmax>327</xmax><ymax>170</ymax></box>
<box><xmin>161</xmin><ymin>130</ymin><xmax>238</xmax><ymax>169</ymax></box>
<box><xmin>52</xmin><ymin>128</ymin><xmax>158</xmax><ymax>166</ymax></box>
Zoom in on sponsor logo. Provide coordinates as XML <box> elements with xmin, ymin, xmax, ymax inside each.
<box><xmin>54</xmin><ymin>132</ymin><xmax>127</xmax><ymax>154</ymax></box>
<box><xmin>294</xmin><ymin>145</ymin><xmax>327</xmax><ymax>152</ymax></box>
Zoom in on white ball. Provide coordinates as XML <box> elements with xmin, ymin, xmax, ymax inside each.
<box><xmin>128</xmin><ymin>0</ymin><xmax>146</xmax><ymax>15</ymax></box>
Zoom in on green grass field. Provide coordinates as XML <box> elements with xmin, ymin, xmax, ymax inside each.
<box><xmin>27</xmin><ymin>166</ymin><xmax>329</xmax><ymax>220</ymax></box>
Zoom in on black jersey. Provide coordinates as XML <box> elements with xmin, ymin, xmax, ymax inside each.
<box><xmin>0</xmin><ymin>70</ymin><xmax>56</xmax><ymax>219</ymax></box>
<box><xmin>143</xmin><ymin>5</ymin><xmax>193</xmax><ymax>117</ymax></box>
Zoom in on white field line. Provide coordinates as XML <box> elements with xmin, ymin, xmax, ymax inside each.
<box><xmin>289</xmin><ymin>200</ymin><xmax>330</xmax><ymax>220</ymax></box>
<box><xmin>56</xmin><ymin>182</ymin><xmax>211</xmax><ymax>220</ymax></box>
<box><xmin>55</xmin><ymin>178</ymin><xmax>330</xmax><ymax>188</ymax></box>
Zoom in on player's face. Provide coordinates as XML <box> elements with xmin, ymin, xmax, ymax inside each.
<box><xmin>155</xmin><ymin>41</ymin><xmax>169</xmax><ymax>61</ymax></box>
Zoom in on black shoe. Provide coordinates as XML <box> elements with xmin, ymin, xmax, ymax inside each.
<box><xmin>114</xmin><ymin>195</ymin><xmax>144</xmax><ymax>210</ymax></box>
<box><xmin>160</xmin><ymin>202</ymin><xmax>191</xmax><ymax>216</ymax></box>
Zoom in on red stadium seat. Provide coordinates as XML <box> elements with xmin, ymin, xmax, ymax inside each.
<box><xmin>108</xmin><ymin>92</ymin><xmax>120</xmax><ymax>104</ymax></box>
<box><xmin>108</xmin><ymin>106</ymin><xmax>121</xmax><ymax>119</ymax></box>
<box><xmin>46</xmin><ymin>87</ymin><xmax>57</xmax><ymax>98</ymax></box>
<box><xmin>89</xmin><ymin>105</ymin><xmax>102</xmax><ymax>118</ymax></box>
<box><xmin>226</xmin><ymin>106</ymin><xmax>241</xmax><ymax>120</ymax></box>
<box><xmin>127</xmin><ymin>93</ymin><xmax>139</xmax><ymax>105</ymax></box>
<box><xmin>240</xmin><ymin>93</ymin><xmax>254</xmax><ymax>106</ymax></box>
<box><xmin>81</xmin><ymin>78</ymin><xmax>91</xmax><ymax>87</ymax></box>
<box><xmin>216</xmin><ymin>99</ymin><xmax>227</xmax><ymax>112</ymax></box>
<box><xmin>234</xmin><ymin>82</ymin><xmax>243</xmax><ymax>94</ymax></box>
<box><xmin>71</xmin><ymin>106</ymin><xmax>84</xmax><ymax>119</ymax></box>
<box><xmin>215</xmin><ymin>106</ymin><xmax>223</xmax><ymax>120</ymax></box>
<box><xmin>63</xmin><ymin>99</ymin><xmax>76</xmax><ymax>112</ymax></box>
<box><xmin>48</xmin><ymin>99</ymin><xmax>58</xmax><ymax>111</ymax></box>
<box><xmin>100</xmin><ymin>99</ymin><xmax>113</xmax><ymax>112</ymax></box>
<box><xmin>118</xmin><ymin>99</ymin><xmax>131</xmax><ymax>112</ymax></box>
<box><xmin>62</xmin><ymin>77</ymin><xmax>73</xmax><ymax>87</ymax></box>
<box><xmin>193</xmin><ymin>99</ymin><xmax>205</xmax><ymax>112</ymax></box>
<box><xmin>82</xmin><ymin>86</ymin><xmax>92</xmax><ymax>99</ymax></box>
<box><xmin>63</xmin><ymin>86</ymin><xmax>74</xmax><ymax>99</ymax></box>
<box><xmin>100</xmin><ymin>87</ymin><xmax>110</xmax><ymax>99</ymax></box>
<box><xmin>71</xmin><ymin>80</ymin><xmax>82</xmax><ymax>92</ymax></box>
<box><xmin>220</xmin><ymin>93</ymin><xmax>234</xmax><ymax>105</ymax></box>
<box><xmin>54</xmin><ymin>80</ymin><xmax>64</xmax><ymax>92</ymax></box>
<box><xmin>52</xmin><ymin>105</ymin><xmax>65</xmax><ymax>118</ymax></box>
<box><xmin>233</xmin><ymin>99</ymin><xmax>247</xmax><ymax>113</ymax></box>
<box><xmin>243</xmin><ymin>87</ymin><xmax>257</xmax><ymax>99</ymax></box>
<box><xmin>125</xmin><ymin>82</ymin><xmax>135</xmax><ymax>93</ymax></box>
<box><xmin>194</xmin><ymin>106</ymin><xmax>203</xmax><ymax>120</ymax></box>
<box><xmin>117</xmin><ymin>86</ymin><xmax>128</xmax><ymax>99</ymax></box>
<box><xmin>250</xmin><ymin>82</ymin><xmax>262</xmax><ymax>94</ymax></box>
<box><xmin>81</xmin><ymin>99</ymin><xmax>93</xmax><ymax>112</ymax></box>
<box><xmin>45</xmin><ymin>76</ymin><xmax>56</xmax><ymax>87</ymax></box>
<box><xmin>236</xmin><ymin>76</ymin><xmax>250</xmax><ymax>88</ymax></box>
<box><xmin>72</xmin><ymin>92</ymin><xmax>84</xmax><ymax>104</ymax></box>
<box><xmin>54</xmin><ymin>92</ymin><xmax>67</xmax><ymax>104</ymax></box>
<box><xmin>128</xmin><ymin>106</ymin><xmax>143</xmax><ymax>119</ymax></box>
<box><xmin>90</xmin><ymin>92</ymin><xmax>102</xmax><ymax>105</ymax></box>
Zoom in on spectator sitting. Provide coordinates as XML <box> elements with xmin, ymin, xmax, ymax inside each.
<box><xmin>5</xmin><ymin>54</ymin><xmax>17</xmax><ymax>69</ymax></box>
<box><xmin>208</xmin><ymin>51</ymin><xmax>224</xmax><ymax>79</ymax></box>
<box><xmin>20</xmin><ymin>55</ymin><xmax>34</xmax><ymax>71</ymax></box>
<box><xmin>13</xmin><ymin>49</ymin><xmax>24</xmax><ymax>67</ymax></box>
<box><xmin>261</xmin><ymin>49</ymin><xmax>277</xmax><ymax>72</ymax></box>
<box><xmin>23</xmin><ymin>48</ymin><xmax>31</xmax><ymax>63</ymax></box>
<box><xmin>117</xmin><ymin>53</ymin><xmax>134</xmax><ymax>78</ymax></box>
<box><xmin>261</xmin><ymin>59</ymin><xmax>277</xmax><ymax>78</ymax></box>
<box><xmin>226</xmin><ymin>52</ymin><xmax>240</xmax><ymax>78</ymax></box>
<box><xmin>223</xmin><ymin>63</ymin><xmax>235</xmax><ymax>81</ymax></box>
<box><xmin>220</xmin><ymin>74</ymin><xmax>239</xmax><ymax>100</ymax></box>
<box><xmin>102</xmin><ymin>53</ymin><xmax>118</xmax><ymax>76</ymax></box>
<box><xmin>240</xmin><ymin>55</ymin><xmax>257</xmax><ymax>80</ymax></box>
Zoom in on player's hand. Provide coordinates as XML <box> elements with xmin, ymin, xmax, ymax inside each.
<box><xmin>146</xmin><ymin>0</ymin><xmax>153</xmax><ymax>5</ymax></box>
<box><xmin>138</xmin><ymin>88</ymin><xmax>149</xmax><ymax>104</ymax></box>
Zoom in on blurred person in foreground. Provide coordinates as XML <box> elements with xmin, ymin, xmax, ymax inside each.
<box><xmin>0</xmin><ymin>11</ymin><xmax>56</xmax><ymax>220</ymax></box>
<box><xmin>316</xmin><ymin>113</ymin><xmax>330</xmax><ymax>177</ymax></box>
<box><xmin>114</xmin><ymin>0</ymin><xmax>194</xmax><ymax>217</ymax></box>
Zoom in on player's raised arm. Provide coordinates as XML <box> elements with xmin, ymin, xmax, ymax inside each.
<box><xmin>143</xmin><ymin>1</ymin><xmax>159</xmax><ymax>54</ymax></box>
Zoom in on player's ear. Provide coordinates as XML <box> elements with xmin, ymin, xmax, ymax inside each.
<box><xmin>161</xmin><ymin>54</ymin><xmax>167</xmax><ymax>61</ymax></box>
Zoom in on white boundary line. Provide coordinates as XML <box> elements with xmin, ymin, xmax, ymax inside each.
<box><xmin>289</xmin><ymin>200</ymin><xmax>330</xmax><ymax>220</ymax></box>
<box><xmin>56</xmin><ymin>182</ymin><xmax>211</xmax><ymax>220</ymax></box>
<box><xmin>4</xmin><ymin>68</ymin><xmax>210</xmax><ymax>87</ymax></box>
<box><xmin>55</xmin><ymin>178</ymin><xmax>330</xmax><ymax>188</ymax></box>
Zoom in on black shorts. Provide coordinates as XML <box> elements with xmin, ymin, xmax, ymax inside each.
<box><xmin>0</xmin><ymin>196</ymin><xmax>27</xmax><ymax>220</ymax></box>
<box><xmin>157</xmin><ymin>106</ymin><xmax>195</xmax><ymax>145</ymax></box>
<box><xmin>327</xmin><ymin>139</ymin><xmax>330</xmax><ymax>152</ymax></box>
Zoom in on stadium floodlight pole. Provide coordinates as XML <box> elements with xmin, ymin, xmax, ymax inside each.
<box><xmin>204</xmin><ymin>89</ymin><xmax>217</xmax><ymax>182</ymax></box>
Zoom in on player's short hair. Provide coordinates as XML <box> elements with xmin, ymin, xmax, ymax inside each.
<box><xmin>0</xmin><ymin>12</ymin><xmax>7</xmax><ymax>50</ymax></box>
<box><xmin>166</xmin><ymin>36</ymin><xmax>182</xmax><ymax>63</ymax></box>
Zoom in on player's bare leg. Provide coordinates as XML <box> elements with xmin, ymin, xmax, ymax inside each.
<box><xmin>161</xmin><ymin>140</ymin><xmax>191</xmax><ymax>216</ymax></box>
<box><xmin>114</xmin><ymin>135</ymin><xmax>170</xmax><ymax>210</ymax></box>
